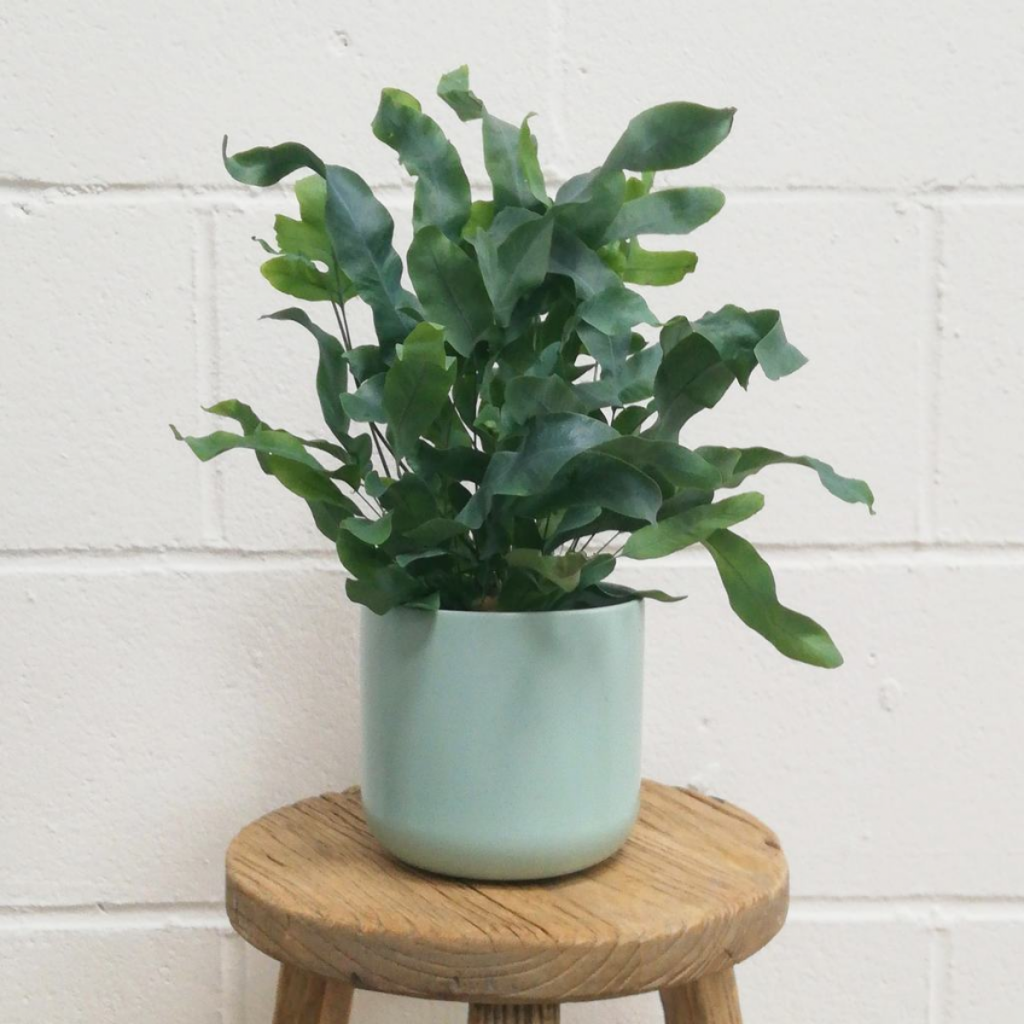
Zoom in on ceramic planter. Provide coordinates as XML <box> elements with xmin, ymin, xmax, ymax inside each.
<box><xmin>359</xmin><ymin>602</ymin><xmax>645</xmax><ymax>881</ymax></box>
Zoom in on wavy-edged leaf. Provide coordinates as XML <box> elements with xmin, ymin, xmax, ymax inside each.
<box><xmin>483</xmin><ymin>110</ymin><xmax>545</xmax><ymax>210</ymax></box>
<box><xmin>647</xmin><ymin>331</ymin><xmax>736</xmax><ymax>439</ymax></box>
<box><xmin>527</xmin><ymin>450</ymin><xmax>663</xmax><ymax>523</ymax></box>
<box><xmin>340</xmin><ymin>373</ymin><xmax>387</xmax><ymax>423</ymax></box>
<box><xmin>437</xmin><ymin>65</ymin><xmax>484</xmax><ymax>122</ymax></box>
<box><xmin>507</xmin><ymin>549</ymin><xmax>587</xmax><ymax>592</ymax></box>
<box><xmin>693</xmin><ymin>305</ymin><xmax>806</xmax><ymax>385</ymax></box>
<box><xmin>554</xmin><ymin>168</ymin><xmax>626</xmax><ymax>246</ymax></box>
<box><xmin>549</xmin><ymin>225</ymin><xmax>621</xmax><ymax>298</ymax></box>
<box><xmin>604</xmin><ymin>102</ymin><xmax>735</xmax><ymax>172</ymax></box>
<box><xmin>273</xmin><ymin>214</ymin><xmax>333</xmax><ymax>265</ymax></box>
<box><xmin>578</xmin><ymin>285</ymin><xmax>658</xmax><ymax>335</ymax></box>
<box><xmin>594</xmin><ymin>436</ymin><xmax>722</xmax><ymax>491</ymax></box>
<box><xmin>462</xmin><ymin>199</ymin><xmax>496</xmax><ymax>238</ymax></box>
<box><xmin>261</xmin><ymin>308</ymin><xmax>349</xmax><ymax>442</ymax></box>
<box><xmin>621</xmin><ymin>244</ymin><xmax>698</xmax><ymax>286</ymax></box>
<box><xmin>603</xmin><ymin>187</ymin><xmax>725</xmax><ymax>241</ymax></box>
<box><xmin>703</xmin><ymin>529</ymin><xmax>843</xmax><ymax>668</ymax></box>
<box><xmin>698</xmin><ymin>445</ymin><xmax>875</xmax><ymax>512</ymax></box>
<box><xmin>171</xmin><ymin>424</ymin><xmax>320</xmax><ymax>468</ymax></box>
<box><xmin>383</xmin><ymin>357</ymin><xmax>456</xmax><ymax>458</ymax></box>
<box><xmin>503</xmin><ymin>375</ymin><xmax>587</xmax><ymax>428</ymax></box>
<box><xmin>372</xmin><ymin>88</ymin><xmax>472</xmax><ymax>239</ymax></box>
<box><xmin>324</xmin><ymin>165</ymin><xmax>419</xmax><ymax>348</ymax></box>
<box><xmin>346</xmin><ymin>564</ymin><xmax>427</xmax><ymax>615</ymax></box>
<box><xmin>472</xmin><ymin>211</ymin><xmax>554</xmax><ymax>326</ymax></box>
<box><xmin>622</xmin><ymin>492</ymin><xmax>764</xmax><ymax>559</ymax></box>
<box><xmin>402</xmin><ymin>518</ymin><xmax>469</xmax><ymax>546</ymax></box>
<box><xmin>460</xmin><ymin>412</ymin><xmax>619</xmax><ymax>526</ymax></box>
<box><xmin>407</xmin><ymin>226</ymin><xmax>492</xmax><ymax>356</ymax></box>
<box><xmin>260</xmin><ymin>255</ymin><xmax>336</xmax><ymax>302</ymax></box>
<box><xmin>518</xmin><ymin>114</ymin><xmax>549</xmax><ymax>206</ymax></box>
<box><xmin>222</xmin><ymin>137</ymin><xmax>324</xmax><ymax>185</ymax></box>
<box><xmin>342</xmin><ymin>513</ymin><xmax>393</xmax><ymax>546</ymax></box>
<box><xmin>575</xmin><ymin>344</ymin><xmax>662</xmax><ymax>409</ymax></box>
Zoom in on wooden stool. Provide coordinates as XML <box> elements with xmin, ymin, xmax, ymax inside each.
<box><xmin>226</xmin><ymin>779</ymin><xmax>789</xmax><ymax>1024</ymax></box>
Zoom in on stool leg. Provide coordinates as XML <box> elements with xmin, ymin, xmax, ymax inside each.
<box><xmin>660</xmin><ymin>968</ymin><xmax>742</xmax><ymax>1024</ymax></box>
<box><xmin>468</xmin><ymin>1005</ymin><xmax>559</xmax><ymax>1024</ymax></box>
<box><xmin>272</xmin><ymin>965</ymin><xmax>354</xmax><ymax>1024</ymax></box>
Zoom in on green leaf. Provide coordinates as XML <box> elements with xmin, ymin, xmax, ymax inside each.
<box><xmin>222</xmin><ymin>137</ymin><xmax>324</xmax><ymax>185</ymax></box>
<box><xmin>372</xmin><ymin>88</ymin><xmax>471</xmax><ymax>240</ymax></box>
<box><xmin>259</xmin><ymin>255</ymin><xmax>336</xmax><ymax>302</ymax></box>
<box><xmin>402</xmin><ymin>518</ymin><xmax>469</xmax><ymax>546</ymax></box>
<box><xmin>407</xmin><ymin>226</ymin><xmax>492</xmax><ymax>356</ymax></box>
<box><xmin>324</xmin><ymin>165</ymin><xmax>419</xmax><ymax>349</ymax></box>
<box><xmin>594</xmin><ymin>436</ymin><xmax>722</xmax><ymax>491</ymax></box>
<box><xmin>604</xmin><ymin>102</ymin><xmax>735</xmax><ymax>172</ymax></box>
<box><xmin>529</xmin><ymin>451</ymin><xmax>663</xmax><ymax>523</ymax></box>
<box><xmin>399</xmin><ymin>321</ymin><xmax>449</xmax><ymax>366</ymax></box>
<box><xmin>503</xmin><ymin>375</ymin><xmax>587</xmax><ymax>428</ymax></box>
<box><xmin>577</xmin><ymin>322</ymin><xmax>630</xmax><ymax>377</ymax></box>
<box><xmin>702</xmin><ymin>529</ymin><xmax>844</xmax><ymax>668</ymax></box>
<box><xmin>698</xmin><ymin>446</ymin><xmax>875</xmax><ymax>513</ymax></box>
<box><xmin>620</xmin><ymin>244</ymin><xmax>698</xmax><ymax>287</ymax></box>
<box><xmin>622</xmin><ymin>492</ymin><xmax>764</xmax><ymax>559</ymax></box>
<box><xmin>172</xmin><ymin>424</ymin><xmax>321</xmax><ymax>468</ymax></box>
<box><xmin>339</xmin><ymin>373</ymin><xmax>387</xmax><ymax>423</ymax></box>
<box><xmin>484</xmin><ymin>110</ymin><xmax>545</xmax><ymax>210</ymax></box>
<box><xmin>342</xmin><ymin>513</ymin><xmax>393</xmax><ymax>546</ymax></box>
<box><xmin>507</xmin><ymin>549</ymin><xmax>587</xmax><ymax>592</ymax></box>
<box><xmin>693</xmin><ymin>305</ymin><xmax>807</xmax><ymax>385</ymax></box>
<box><xmin>383</xmin><ymin>357</ymin><xmax>455</xmax><ymax>458</ymax></box>
<box><xmin>462</xmin><ymin>199</ymin><xmax>495</xmax><ymax>238</ymax></box>
<box><xmin>346</xmin><ymin>566</ymin><xmax>426</xmax><ymax>615</ymax></box>
<box><xmin>554</xmin><ymin>168</ymin><xmax>627</xmax><ymax>246</ymax></box>
<box><xmin>485</xmin><ymin>412</ymin><xmax>619</xmax><ymax>496</ymax></box>
<box><xmin>261</xmin><ymin>308</ymin><xmax>349</xmax><ymax>443</ymax></box>
<box><xmin>578</xmin><ymin>285</ymin><xmax>659</xmax><ymax>335</ymax></box>
<box><xmin>518</xmin><ymin>114</ymin><xmax>549</xmax><ymax>206</ymax></box>
<box><xmin>603</xmin><ymin>187</ymin><xmax>725</xmax><ymax>241</ymax></box>
<box><xmin>295</xmin><ymin>174</ymin><xmax>327</xmax><ymax>226</ymax></box>
<box><xmin>647</xmin><ymin>331</ymin><xmax>736</xmax><ymax>439</ymax></box>
<box><xmin>575</xmin><ymin>343</ymin><xmax>662</xmax><ymax>408</ymax></box>
<box><xmin>273</xmin><ymin>214</ymin><xmax>333</xmax><ymax>265</ymax></box>
<box><xmin>460</xmin><ymin>412</ymin><xmax>619</xmax><ymax>526</ymax></box>
<box><xmin>437</xmin><ymin>65</ymin><xmax>484</xmax><ymax>121</ymax></box>
<box><xmin>473</xmin><ymin>212</ymin><xmax>554</xmax><ymax>326</ymax></box>
<box><xmin>549</xmin><ymin>225</ymin><xmax>621</xmax><ymax>298</ymax></box>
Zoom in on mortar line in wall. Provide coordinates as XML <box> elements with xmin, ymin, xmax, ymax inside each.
<box><xmin>193</xmin><ymin>208</ymin><xmax>225</xmax><ymax>545</ymax></box>
<box><xmin>927</xmin><ymin>922</ymin><xmax>953</xmax><ymax>1024</ymax></box>
<box><xmin>3</xmin><ymin>541</ymin><xmax>1024</xmax><ymax>576</ymax></box>
<box><xmin>7</xmin><ymin>178</ymin><xmax>1024</xmax><ymax>206</ymax></box>
<box><xmin>1</xmin><ymin>896</ymin><xmax>1022</xmax><ymax>932</ymax></box>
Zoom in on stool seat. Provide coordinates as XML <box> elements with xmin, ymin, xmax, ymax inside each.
<box><xmin>226</xmin><ymin>779</ymin><xmax>788</xmax><ymax>1005</ymax></box>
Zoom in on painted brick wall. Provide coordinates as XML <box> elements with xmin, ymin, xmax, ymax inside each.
<box><xmin>3</xmin><ymin>2</ymin><xmax>1022</xmax><ymax>1021</ymax></box>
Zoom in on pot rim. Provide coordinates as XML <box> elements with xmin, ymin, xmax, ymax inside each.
<box><xmin>371</xmin><ymin>600</ymin><xmax>646</xmax><ymax>621</ymax></box>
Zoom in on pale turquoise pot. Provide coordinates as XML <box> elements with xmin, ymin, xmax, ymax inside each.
<box><xmin>360</xmin><ymin>601</ymin><xmax>645</xmax><ymax>881</ymax></box>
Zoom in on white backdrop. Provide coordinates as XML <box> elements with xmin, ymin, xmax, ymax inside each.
<box><xmin>3</xmin><ymin>2</ymin><xmax>1023</xmax><ymax>1021</ymax></box>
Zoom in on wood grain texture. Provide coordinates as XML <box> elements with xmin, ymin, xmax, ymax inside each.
<box><xmin>271</xmin><ymin>966</ymin><xmax>354</xmax><ymax>1024</ymax></box>
<box><xmin>227</xmin><ymin>780</ymin><xmax>788</xmax><ymax>1003</ymax></box>
<box><xmin>661</xmin><ymin>970</ymin><xmax>743</xmax><ymax>1024</ymax></box>
<box><xmin>272</xmin><ymin>965</ymin><xmax>325</xmax><ymax>1024</ymax></box>
<box><xmin>468</xmin><ymin>1005</ymin><xmax>560</xmax><ymax>1024</ymax></box>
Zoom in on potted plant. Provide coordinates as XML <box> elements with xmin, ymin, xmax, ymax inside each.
<box><xmin>174</xmin><ymin>66</ymin><xmax>872</xmax><ymax>881</ymax></box>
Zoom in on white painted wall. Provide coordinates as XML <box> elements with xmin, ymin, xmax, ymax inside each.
<box><xmin>3</xmin><ymin>2</ymin><xmax>1023</xmax><ymax>1021</ymax></box>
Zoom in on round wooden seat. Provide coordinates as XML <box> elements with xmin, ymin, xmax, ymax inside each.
<box><xmin>227</xmin><ymin>779</ymin><xmax>788</xmax><ymax>1022</ymax></box>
